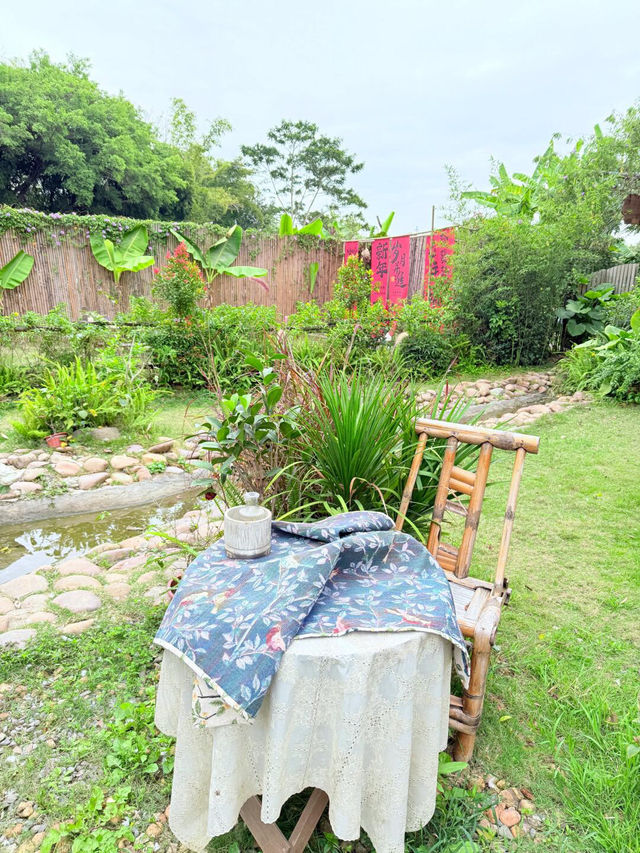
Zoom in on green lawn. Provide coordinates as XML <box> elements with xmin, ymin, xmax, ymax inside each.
<box><xmin>0</xmin><ymin>401</ymin><xmax>638</xmax><ymax>852</ymax></box>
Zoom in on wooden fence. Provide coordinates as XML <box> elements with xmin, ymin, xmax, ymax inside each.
<box><xmin>0</xmin><ymin>229</ymin><xmax>343</xmax><ymax>319</ymax></box>
<box><xmin>589</xmin><ymin>262</ymin><xmax>639</xmax><ymax>294</ymax></box>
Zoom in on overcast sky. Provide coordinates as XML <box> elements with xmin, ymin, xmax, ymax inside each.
<box><xmin>2</xmin><ymin>0</ymin><xmax>640</xmax><ymax>233</ymax></box>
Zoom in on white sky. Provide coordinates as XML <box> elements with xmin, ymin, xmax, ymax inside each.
<box><xmin>2</xmin><ymin>0</ymin><xmax>640</xmax><ymax>233</ymax></box>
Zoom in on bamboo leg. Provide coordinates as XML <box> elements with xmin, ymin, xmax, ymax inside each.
<box><xmin>452</xmin><ymin>598</ymin><xmax>501</xmax><ymax>762</ymax></box>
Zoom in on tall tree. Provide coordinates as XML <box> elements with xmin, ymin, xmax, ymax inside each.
<box><xmin>241</xmin><ymin>120</ymin><xmax>366</xmax><ymax>226</ymax></box>
<box><xmin>0</xmin><ymin>52</ymin><xmax>190</xmax><ymax>218</ymax></box>
<box><xmin>168</xmin><ymin>98</ymin><xmax>271</xmax><ymax>228</ymax></box>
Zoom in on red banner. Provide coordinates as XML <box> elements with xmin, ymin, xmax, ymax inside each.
<box><xmin>388</xmin><ymin>236</ymin><xmax>410</xmax><ymax>304</ymax></box>
<box><xmin>344</xmin><ymin>241</ymin><xmax>359</xmax><ymax>263</ymax></box>
<box><xmin>370</xmin><ymin>239</ymin><xmax>390</xmax><ymax>305</ymax></box>
<box><xmin>424</xmin><ymin>227</ymin><xmax>455</xmax><ymax>302</ymax></box>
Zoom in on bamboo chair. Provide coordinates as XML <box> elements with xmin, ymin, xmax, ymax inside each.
<box><xmin>239</xmin><ymin>417</ymin><xmax>539</xmax><ymax>851</ymax></box>
<box><xmin>395</xmin><ymin>417</ymin><xmax>540</xmax><ymax>761</ymax></box>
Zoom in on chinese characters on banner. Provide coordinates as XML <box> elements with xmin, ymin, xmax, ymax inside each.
<box><xmin>424</xmin><ymin>227</ymin><xmax>455</xmax><ymax>304</ymax></box>
<box><xmin>343</xmin><ymin>241</ymin><xmax>359</xmax><ymax>263</ymax></box>
<box><xmin>388</xmin><ymin>236</ymin><xmax>410</xmax><ymax>304</ymax></box>
<box><xmin>370</xmin><ymin>239</ymin><xmax>390</xmax><ymax>305</ymax></box>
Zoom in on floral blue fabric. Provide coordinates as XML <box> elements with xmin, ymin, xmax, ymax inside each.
<box><xmin>155</xmin><ymin>511</ymin><xmax>469</xmax><ymax>719</ymax></box>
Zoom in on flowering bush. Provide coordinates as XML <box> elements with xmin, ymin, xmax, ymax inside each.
<box><xmin>334</xmin><ymin>255</ymin><xmax>373</xmax><ymax>311</ymax></box>
<box><xmin>152</xmin><ymin>244</ymin><xmax>204</xmax><ymax>317</ymax></box>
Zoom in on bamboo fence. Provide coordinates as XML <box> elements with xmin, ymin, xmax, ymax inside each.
<box><xmin>589</xmin><ymin>262</ymin><xmax>639</xmax><ymax>294</ymax></box>
<box><xmin>0</xmin><ymin>229</ymin><xmax>343</xmax><ymax>319</ymax></box>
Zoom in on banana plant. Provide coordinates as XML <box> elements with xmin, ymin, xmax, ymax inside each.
<box><xmin>90</xmin><ymin>225</ymin><xmax>154</xmax><ymax>283</ymax></box>
<box><xmin>0</xmin><ymin>250</ymin><xmax>34</xmax><ymax>292</ymax></box>
<box><xmin>278</xmin><ymin>214</ymin><xmax>327</xmax><ymax>238</ymax></box>
<box><xmin>369</xmin><ymin>211</ymin><xmax>395</xmax><ymax>238</ymax></box>
<box><xmin>170</xmin><ymin>225</ymin><xmax>268</xmax><ymax>289</ymax></box>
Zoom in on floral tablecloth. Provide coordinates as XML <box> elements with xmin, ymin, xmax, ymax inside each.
<box><xmin>154</xmin><ymin>512</ymin><xmax>468</xmax><ymax>724</ymax></box>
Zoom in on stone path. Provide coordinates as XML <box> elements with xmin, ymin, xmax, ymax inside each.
<box><xmin>417</xmin><ymin>370</ymin><xmax>588</xmax><ymax>428</ymax></box>
<box><xmin>0</xmin><ymin>436</ymin><xmax>202</xmax><ymax>504</ymax></box>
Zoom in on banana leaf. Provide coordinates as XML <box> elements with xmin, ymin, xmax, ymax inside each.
<box><xmin>0</xmin><ymin>250</ymin><xmax>34</xmax><ymax>290</ymax></box>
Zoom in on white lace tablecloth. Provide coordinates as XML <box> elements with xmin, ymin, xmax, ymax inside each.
<box><xmin>155</xmin><ymin>631</ymin><xmax>452</xmax><ymax>853</ymax></box>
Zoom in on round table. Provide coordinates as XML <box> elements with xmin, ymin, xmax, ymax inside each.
<box><xmin>155</xmin><ymin>630</ymin><xmax>452</xmax><ymax>853</ymax></box>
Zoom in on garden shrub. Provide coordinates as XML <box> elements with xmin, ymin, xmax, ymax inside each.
<box><xmin>559</xmin><ymin>310</ymin><xmax>640</xmax><ymax>402</ymax></box>
<box><xmin>333</xmin><ymin>255</ymin><xmax>373</xmax><ymax>311</ymax></box>
<box><xmin>151</xmin><ymin>243</ymin><xmax>204</xmax><ymax>317</ymax></box>
<box><xmin>452</xmin><ymin>216</ymin><xmax>574</xmax><ymax>365</ymax></box>
<box><xmin>398</xmin><ymin>328</ymin><xmax>455</xmax><ymax>378</ymax></box>
<box><xmin>13</xmin><ymin>342</ymin><xmax>160</xmax><ymax>439</ymax></box>
<box><xmin>142</xmin><ymin>303</ymin><xmax>278</xmax><ymax>390</ymax></box>
<box><xmin>605</xmin><ymin>284</ymin><xmax>640</xmax><ymax>329</ymax></box>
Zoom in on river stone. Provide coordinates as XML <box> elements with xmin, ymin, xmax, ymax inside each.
<box><xmin>141</xmin><ymin>452</ymin><xmax>166</xmax><ymax>465</ymax></box>
<box><xmin>118</xmin><ymin>535</ymin><xmax>147</xmax><ymax>550</ymax></box>
<box><xmin>21</xmin><ymin>593</ymin><xmax>51</xmax><ymax>611</ymax></box>
<box><xmin>55</xmin><ymin>460</ymin><xmax>83</xmax><ymax>477</ymax></box>
<box><xmin>148</xmin><ymin>439</ymin><xmax>174</xmax><ymax>454</ymax></box>
<box><xmin>57</xmin><ymin>557</ymin><xmax>102</xmax><ymax>577</ymax></box>
<box><xmin>78</xmin><ymin>472</ymin><xmax>109</xmax><ymax>490</ymax></box>
<box><xmin>103</xmin><ymin>582</ymin><xmax>131</xmax><ymax>601</ymax></box>
<box><xmin>83</xmin><ymin>457</ymin><xmax>108</xmax><ymax>473</ymax></box>
<box><xmin>134</xmin><ymin>466</ymin><xmax>152</xmax><ymax>481</ymax></box>
<box><xmin>0</xmin><ymin>574</ymin><xmax>48</xmax><ymax>599</ymax></box>
<box><xmin>547</xmin><ymin>400</ymin><xmax>565</xmax><ymax>413</ymax></box>
<box><xmin>86</xmin><ymin>427</ymin><xmax>121</xmax><ymax>442</ymax></box>
<box><xmin>111</xmin><ymin>455</ymin><xmax>138</xmax><ymax>470</ymax></box>
<box><xmin>59</xmin><ymin>618</ymin><xmax>95</xmax><ymax>635</ymax></box>
<box><xmin>0</xmin><ymin>596</ymin><xmax>13</xmax><ymax>615</ymax></box>
<box><xmin>100</xmin><ymin>547</ymin><xmax>135</xmax><ymax>565</ymax></box>
<box><xmin>0</xmin><ymin>629</ymin><xmax>36</xmax><ymax>648</ymax></box>
<box><xmin>7</xmin><ymin>453</ymin><xmax>36</xmax><ymax>469</ymax></box>
<box><xmin>136</xmin><ymin>571</ymin><xmax>159</xmax><ymax>586</ymax></box>
<box><xmin>54</xmin><ymin>575</ymin><xmax>102</xmax><ymax>592</ymax></box>
<box><xmin>10</xmin><ymin>481</ymin><xmax>43</xmax><ymax>495</ymax></box>
<box><xmin>0</xmin><ymin>463</ymin><xmax>23</xmax><ymax>486</ymax></box>
<box><xmin>21</xmin><ymin>468</ymin><xmax>44</xmax><ymax>482</ymax></box>
<box><xmin>8</xmin><ymin>610</ymin><xmax>56</xmax><ymax>629</ymax></box>
<box><xmin>126</xmin><ymin>444</ymin><xmax>144</xmax><ymax>454</ymax></box>
<box><xmin>164</xmin><ymin>466</ymin><xmax>184</xmax><ymax>474</ymax></box>
<box><xmin>110</xmin><ymin>554</ymin><xmax>147</xmax><ymax>573</ymax></box>
<box><xmin>52</xmin><ymin>590</ymin><xmax>102</xmax><ymax>614</ymax></box>
<box><xmin>104</xmin><ymin>573</ymin><xmax>127</xmax><ymax>584</ymax></box>
<box><xmin>145</xmin><ymin>585</ymin><xmax>168</xmax><ymax>603</ymax></box>
<box><xmin>110</xmin><ymin>472</ymin><xmax>133</xmax><ymax>485</ymax></box>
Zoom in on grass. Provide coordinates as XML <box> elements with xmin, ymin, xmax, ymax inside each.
<box><xmin>0</xmin><ymin>401</ymin><xmax>638</xmax><ymax>852</ymax></box>
<box><xmin>468</xmin><ymin>400</ymin><xmax>640</xmax><ymax>851</ymax></box>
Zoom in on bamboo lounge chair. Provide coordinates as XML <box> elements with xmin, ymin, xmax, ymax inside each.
<box><xmin>395</xmin><ymin>417</ymin><xmax>540</xmax><ymax>762</ymax></box>
<box><xmin>239</xmin><ymin>417</ymin><xmax>540</xmax><ymax>851</ymax></box>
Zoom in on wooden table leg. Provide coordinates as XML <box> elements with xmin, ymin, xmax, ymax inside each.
<box><xmin>240</xmin><ymin>796</ymin><xmax>292</xmax><ymax>853</ymax></box>
<box><xmin>289</xmin><ymin>789</ymin><xmax>330</xmax><ymax>853</ymax></box>
<box><xmin>240</xmin><ymin>788</ymin><xmax>329</xmax><ymax>853</ymax></box>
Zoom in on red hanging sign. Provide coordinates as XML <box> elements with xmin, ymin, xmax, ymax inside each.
<box><xmin>387</xmin><ymin>235</ymin><xmax>410</xmax><ymax>304</ymax></box>
<box><xmin>344</xmin><ymin>241</ymin><xmax>359</xmax><ymax>263</ymax></box>
<box><xmin>371</xmin><ymin>238</ymin><xmax>390</xmax><ymax>305</ymax></box>
<box><xmin>424</xmin><ymin>227</ymin><xmax>455</xmax><ymax>302</ymax></box>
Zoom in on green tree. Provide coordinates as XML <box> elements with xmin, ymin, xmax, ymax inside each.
<box><xmin>241</xmin><ymin>120</ymin><xmax>366</xmax><ymax>226</ymax></box>
<box><xmin>168</xmin><ymin>98</ymin><xmax>271</xmax><ymax>229</ymax></box>
<box><xmin>0</xmin><ymin>52</ymin><xmax>191</xmax><ymax>218</ymax></box>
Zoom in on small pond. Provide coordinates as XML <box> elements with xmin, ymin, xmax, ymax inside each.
<box><xmin>0</xmin><ymin>493</ymin><xmax>201</xmax><ymax>584</ymax></box>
